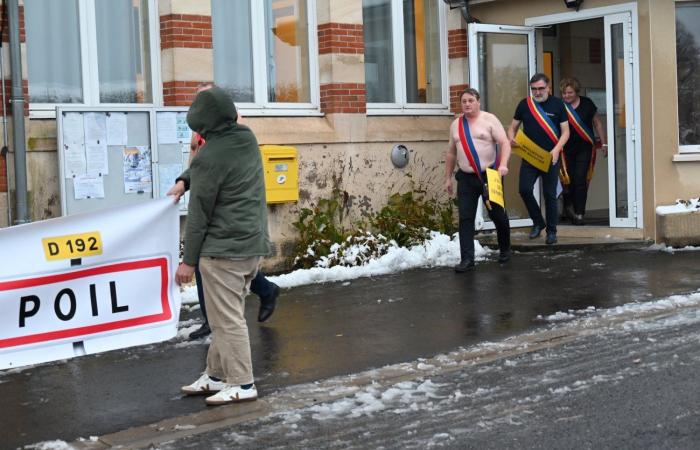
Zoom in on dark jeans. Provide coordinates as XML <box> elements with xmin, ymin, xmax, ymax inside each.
<box><xmin>195</xmin><ymin>264</ymin><xmax>274</xmax><ymax>324</ymax></box>
<box><xmin>519</xmin><ymin>159</ymin><xmax>560</xmax><ymax>234</ymax></box>
<box><xmin>563</xmin><ymin>146</ymin><xmax>593</xmax><ymax>216</ymax></box>
<box><xmin>456</xmin><ymin>170</ymin><xmax>511</xmax><ymax>263</ymax></box>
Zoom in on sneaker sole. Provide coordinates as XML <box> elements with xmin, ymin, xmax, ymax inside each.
<box><xmin>181</xmin><ymin>388</ymin><xmax>221</xmax><ymax>396</ymax></box>
<box><xmin>206</xmin><ymin>396</ymin><xmax>258</xmax><ymax>406</ymax></box>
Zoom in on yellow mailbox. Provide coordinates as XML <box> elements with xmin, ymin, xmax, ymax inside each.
<box><xmin>260</xmin><ymin>145</ymin><xmax>299</xmax><ymax>203</ymax></box>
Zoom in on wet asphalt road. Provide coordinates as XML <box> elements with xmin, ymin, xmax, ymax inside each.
<box><xmin>1</xmin><ymin>247</ymin><xmax>699</xmax><ymax>448</ymax></box>
<box><xmin>159</xmin><ymin>296</ymin><xmax>700</xmax><ymax>450</ymax></box>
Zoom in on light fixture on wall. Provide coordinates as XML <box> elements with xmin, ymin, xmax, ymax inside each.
<box><xmin>563</xmin><ymin>0</ymin><xmax>584</xmax><ymax>11</ymax></box>
<box><xmin>442</xmin><ymin>0</ymin><xmax>479</xmax><ymax>23</ymax></box>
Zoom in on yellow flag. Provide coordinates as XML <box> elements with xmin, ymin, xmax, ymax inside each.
<box><xmin>513</xmin><ymin>129</ymin><xmax>552</xmax><ymax>172</ymax></box>
<box><xmin>486</xmin><ymin>168</ymin><xmax>504</xmax><ymax>208</ymax></box>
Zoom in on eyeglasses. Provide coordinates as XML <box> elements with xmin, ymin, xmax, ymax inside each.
<box><xmin>530</xmin><ymin>86</ymin><xmax>548</xmax><ymax>92</ymax></box>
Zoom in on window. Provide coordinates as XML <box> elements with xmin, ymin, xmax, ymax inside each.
<box><xmin>211</xmin><ymin>0</ymin><xmax>318</xmax><ymax>113</ymax></box>
<box><xmin>24</xmin><ymin>0</ymin><xmax>158</xmax><ymax>112</ymax></box>
<box><xmin>676</xmin><ymin>2</ymin><xmax>700</xmax><ymax>152</ymax></box>
<box><xmin>363</xmin><ymin>0</ymin><xmax>448</xmax><ymax>114</ymax></box>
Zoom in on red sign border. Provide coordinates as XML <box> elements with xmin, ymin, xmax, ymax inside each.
<box><xmin>0</xmin><ymin>257</ymin><xmax>172</xmax><ymax>349</ymax></box>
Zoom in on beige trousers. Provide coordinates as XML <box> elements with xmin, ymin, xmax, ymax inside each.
<box><xmin>199</xmin><ymin>255</ymin><xmax>260</xmax><ymax>385</ymax></box>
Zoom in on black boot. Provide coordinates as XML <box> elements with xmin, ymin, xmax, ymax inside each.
<box><xmin>454</xmin><ymin>260</ymin><xmax>475</xmax><ymax>273</ymax></box>
<box><xmin>189</xmin><ymin>322</ymin><xmax>211</xmax><ymax>340</ymax></box>
<box><xmin>498</xmin><ymin>249</ymin><xmax>512</xmax><ymax>264</ymax></box>
<box><xmin>528</xmin><ymin>224</ymin><xmax>544</xmax><ymax>239</ymax></box>
<box><xmin>258</xmin><ymin>283</ymin><xmax>280</xmax><ymax>322</ymax></box>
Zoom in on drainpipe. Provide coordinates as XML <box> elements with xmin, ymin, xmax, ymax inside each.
<box><xmin>0</xmin><ymin>0</ymin><xmax>12</xmax><ymax>226</ymax></box>
<box><xmin>7</xmin><ymin>0</ymin><xmax>27</xmax><ymax>224</ymax></box>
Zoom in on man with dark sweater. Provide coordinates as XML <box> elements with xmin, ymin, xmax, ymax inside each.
<box><xmin>507</xmin><ymin>73</ymin><xmax>569</xmax><ymax>245</ymax></box>
<box><xmin>170</xmin><ymin>86</ymin><xmax>270</xmax><ymax>405</ymax></box>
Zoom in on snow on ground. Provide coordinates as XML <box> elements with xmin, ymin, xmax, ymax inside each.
<box><xmin>180</xmin><ymin>233</ymin><xmax>491</xmax><ymax>303</ymax></box>
<box><xmin>655</xmin><ymin>197</ymin><xmax>699</xmax><ymax>215</ymax></box>
<box><xmin>645</xmin><ymin>242</ymin><xmax>700</xmax><ymax>253</ymax></box>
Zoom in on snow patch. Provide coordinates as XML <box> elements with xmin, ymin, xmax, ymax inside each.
<box><xmin>655</xmin><ymin>198</ymin><xmax>700</xmax><ymax>215</ymax></box>
<box><xmin>25</xmin><ymin>441</ymin><xmax>75</xmax><ymax>450</ymax></box>
<box><xmin>269</xmin><ymin>233</ymin><xmax>490</xmax><ymax>288</ymax></box>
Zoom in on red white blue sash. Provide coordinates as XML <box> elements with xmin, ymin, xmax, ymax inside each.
<box><xmin>526</xmin><ymin>96</ymin><xmax>560</xmax><ymax>148</ymax></box>
<box><xmin>565</xmin><ymin>102</ymin><xmax>595</xmax><ymax>145</ymax></box>
<box><xmin>458</xmin><ymin>115</ymin><xmax>498</xmax><ymax>209</ymax></box>
<box><xmin>458</xmin><ymin>115</ymin><xmax>500</xmax><ymax>183</ymax></box>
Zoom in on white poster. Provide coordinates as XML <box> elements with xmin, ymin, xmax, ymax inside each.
<box><xmin>106</xmin><ymin>112</ymin><xmax>128</xmax><ymax>145</ymax></box>
<box><xmin>157</xmin><ymin>112</ymin><xmax>178</xmax><ymax>144</ymax></box>
<box><xmin>85</xmin><ymin>143</ymin><xmax>109</xmax><ymax>176</ymax></box>
<box><xmin>62</xmin><ymin>113</ymin><xmax>85</xmax><ymax>145</ymax></box>
<box><xmin>176</xmin><ymin>112</ymin><xmax>192</xmax><ymax>143</ymax></box>
<box><xmin>158</xmin><ymin>163</ymin><xmax>183</xmax><ymax>201</ymax></box>
<box><xmin>73</xmin><ymin>174</ymin><xmax>105</xmax><ymax>199</ymax></box>
<box><xmin>123</xmin><ymin>146</ymin><xmax>152</xmax><ymax>194</ymax></box>
<box><xmin>64</xmin><ymin>144</ymin><xmax>87</xmax><ymax>178</ymax></box>
<box><xmin>84</xmin><ymin>112</ymin><xmax>107</xmax><ymax>145</ymax></box>
<box><xmin>0</xmin><ymin>198</ymin><xmax>181</xmax><ymax>370</ymax></box>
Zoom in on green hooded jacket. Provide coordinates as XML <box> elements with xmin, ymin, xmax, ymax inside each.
<box><xmin>178</xmin><ymin>86</ymin><xmax>270</xmax><ymax>265</ymax></box>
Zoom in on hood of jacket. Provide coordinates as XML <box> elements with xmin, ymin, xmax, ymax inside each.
<box><xmin>186</xmin><ymin>86</ymin><xmax>238</xmax><ymax>139</ymax></box>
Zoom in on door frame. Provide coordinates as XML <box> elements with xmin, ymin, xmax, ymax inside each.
<box><xmin>525</xmin><ymin>2</ymin><xmax>642</xmax><ymax>228</ymax></box>
<box><xmin>467</xmin><ymin>23</ymin><xmax>537</xmax><ymax>230</ymax></box>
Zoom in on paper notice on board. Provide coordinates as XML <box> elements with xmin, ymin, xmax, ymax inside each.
<box><xmin>73</xmin><ymin>174</ymin><xmax>105</xmax><ymax>199</ymax></box>
<box><xmin>106</xmin><ymin>112</ymin><xmax>128</xmax><ymax>145</ymax></box>
<box><xmin>64</xmin><ymin>144</ymin><xmax>87</xmax><ymax>178</ymax></box>
<box><xmin>158</xmin><ymin>163</ymin><xmax>184</xmax><ymax>203</ymax></box>
<box><xmin>86</xmin><ymin>143</ymin><xmax>109</xmax><ymax>175</ymax></box>
<box><xmin>63</xmin><ymin>112</ymin><xmax>85</xmax><ymax>145</ymax></box>
<box><xmin>84</xmin><ymin>112</ymin><xmax>107</xmax><ymax>145</ymax></box>
<box><xmin>123</xmin><ymin>146</ymin><xmax>152</xmax><ymax>194</ymax></box>
<box><xmin>176</xmin><ymin>112</ymin><xmax>192</xmax><ymax>143</ymax></box>
<box><xmin>157</xmin><ymin>112</ymin><xmax>178</xmax><ymax>144</ymax></box>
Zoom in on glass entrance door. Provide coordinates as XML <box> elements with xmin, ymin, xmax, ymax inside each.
<box><xmin>468</xmin><ymin>24</ymin><xmax>536</xmax><ymax>230</ymax></box>
<box><xmin>605</xmin><ymin>13</ymin><xmax>637</xmax><ymax>227</ymax></box>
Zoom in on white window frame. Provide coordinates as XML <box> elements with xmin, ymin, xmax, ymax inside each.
<box><xmin>366</xmin><ymin>0</ymin><xmax>450</xmax><ymax>116</ymax></box>
<box><xmin>224</xmin><ymin>0</ymin><xmax>321</xmax><ymax>117</ymax></box>
<box><xmin>675</xmin><ymin>1</ymin><xmax>700</xmax><ymax>154</ymax></box>
<box><xmin>28</xmin><ymin>0</ymin><xmax>162</xmax><ymax>119</ymax></box>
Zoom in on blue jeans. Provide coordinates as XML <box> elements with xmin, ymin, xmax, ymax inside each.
<box><xmin>519</xmin><ymin>159</ymin><xmax>560</xmax><ymax>234</ymax></box>
<box><xmin>195</xmin><ymin>265</ymin><xmax>275</xmax><ymax>324</ymax></box>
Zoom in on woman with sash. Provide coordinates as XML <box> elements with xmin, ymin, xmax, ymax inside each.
<box><xmin>559</xmin><ymin>77</ymin><xmax>608</xmax><ymax>225</ymax></box>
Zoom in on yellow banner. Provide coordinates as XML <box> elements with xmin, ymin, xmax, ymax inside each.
<box><xmin>486</xmin><ymin>168</ymin><xmax>504</xmax><ymax>208</ymax></box>
<box><xmin>514</xmin><ymin>130</ymin><xmax>552</xmax><ymax>172</ymax></box>
<box><xmin>42</xmin><ymin>231</ymin><xmax>103</xmax><ymax>261</ymax></box>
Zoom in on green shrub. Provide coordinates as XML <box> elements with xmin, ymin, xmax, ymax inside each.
<box><xmin>292</xmin><ymin>187</ymin><xmax>456</xmax><ymax>269</ymax></box>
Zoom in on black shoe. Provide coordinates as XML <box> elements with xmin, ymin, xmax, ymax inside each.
<box><xmin>189</xmin><ymin>323</ymin><xmax>211</xmax><ymax>340</ymax></box>
<box><xmin>528</xmin><ymin>225</ymin><xmax>544</xmax><ymax>239</ymax></box>
<box><xmin>258</xmin><ymin>283</ymin><xmax>280</xmax><ymax>322</ymax></box>
<box><xmin>545</xmin><ymin>233</ymin><xmax>557</xmax><ymax>245</ymax></box>
<box><xmin>454</xmin><ymin>260</ymin><xmax>475</xmax><ymax>273</ymax></box>
<box><xmin>498</xmin><ymin>250</ymin><xmax>512</xmax><ymax>264</ymax></box>
<box><xmin>573</xmin><ymin>214</ymin><xmax>585</xmax><ymax>226</ymax></box>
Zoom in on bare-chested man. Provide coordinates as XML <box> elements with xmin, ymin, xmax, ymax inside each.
<box><xmin>444</xmin><ymin>88</ymin><xmax>512</xmax><ymax>272</ymax></box>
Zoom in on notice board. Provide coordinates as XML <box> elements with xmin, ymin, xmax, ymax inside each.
<box><xmin>57</xmin><ymin>106</ymin><xmax>192</xmax><ymax>216</ymax></box>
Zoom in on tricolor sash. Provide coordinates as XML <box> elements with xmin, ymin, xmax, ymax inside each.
<box><xmin>564</xmin><ymin>102</ymin><xmax>598</xmax><ymax>186</ymax></box>
<box><xmin>565</xmin><ymin>103</ymin><xmax>595</xmax><ymax>145</ymax></box>
<box><xmin>526</xmin><ymin>96</ymin><xmax>560</xmax><ymax>148</ymax></box>
<box><xmin>458</xmin><ymin>115</ymin><xmax>498</xmax><ymax>210</ymax></box>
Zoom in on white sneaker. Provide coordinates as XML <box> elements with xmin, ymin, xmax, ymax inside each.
<box><xmin>181</xmin><ymin>373</ymin><xmax>227</xmax><ymax>396</ymax></box>
<box><xmin>205</xmin><ymin>384</ymin><xmax>258</xmax><ymax>405</ymax></box>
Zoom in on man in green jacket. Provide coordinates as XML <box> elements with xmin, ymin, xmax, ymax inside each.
<box><xmin>170</xmin><ymin>86</ymin><xmax>270</xmax><ymax>405</ymax></box>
